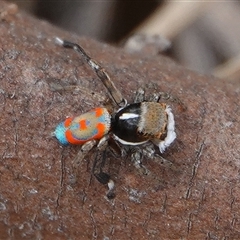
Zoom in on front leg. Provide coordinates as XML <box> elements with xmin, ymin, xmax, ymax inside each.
<box><xmin>134</xmin><ymin>88</ymin><xmax>145</xmax><ymax>103</ymax></box>
<box><xmin>130</xmin><ymin>146</ymin><xmax>150</xmax><ymax>176</ymax></box>
<box><xmin>134</xmin><ymin>87</ymin><xmax>166</xmax><ymax>103</ymax></box>
<box><xmin>148</xmin><ymin>90</ymin><xmax>186</xmax><ymax>112</ymax></box>
<box><xmin>134</xmin><ymin>86</ymin><xmax>185</xmax><ymax>109</ymax></box>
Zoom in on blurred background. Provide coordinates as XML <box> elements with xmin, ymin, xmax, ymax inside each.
<box><xmin>7</xmin><ymin>0</ymin><xmax>240</xmax><ymax>83</ymax></box>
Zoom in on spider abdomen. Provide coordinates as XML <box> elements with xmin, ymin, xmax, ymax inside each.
<box><xmin>54</xmin><ymin>107</ymin><xmax>111</xmax><ymax>145</ymax></box>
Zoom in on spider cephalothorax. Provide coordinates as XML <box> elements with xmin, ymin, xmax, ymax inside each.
<box><xmin>54</xmin><ymin>38</ymin><xmax>176</xmax><ymax>198</ymax></box>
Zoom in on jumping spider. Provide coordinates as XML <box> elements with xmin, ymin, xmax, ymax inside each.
<box><xmin>53</xmin><ymin>38</ymin><xmax>176</xmax><ymax>198</ymax></box>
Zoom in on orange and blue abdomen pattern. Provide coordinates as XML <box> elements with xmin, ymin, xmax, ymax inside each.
<box><xmin>54</xmin><ymin>108</ymin><xmax>111</xmax><ymax>145</ymax></box>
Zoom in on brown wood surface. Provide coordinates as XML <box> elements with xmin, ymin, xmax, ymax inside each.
<box><xmin>0</xmin><ymin>1</ymin><xmax>239</xmax><ymax>239</ymax></box>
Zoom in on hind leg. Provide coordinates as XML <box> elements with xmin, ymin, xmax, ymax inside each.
<box><xmin>72</xmin><ymin>140</ymin><xmax>97</xmax><ymax>169</ymax></box>
<box><xmin>92</xmin><ymin>148</ymin><xmax>116</xmax><ymax>199</ymax></box>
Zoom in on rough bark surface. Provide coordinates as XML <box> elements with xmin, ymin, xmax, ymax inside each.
<box><xmin>0</xmin><ymin>1</ymin><xmax>239</xmax><ymax>239</ymax></box>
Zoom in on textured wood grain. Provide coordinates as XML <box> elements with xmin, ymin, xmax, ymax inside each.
<box><xmin>0</xmin><ymin>1</ymin><xmax>239</xmax><ymax>239</ymax></box>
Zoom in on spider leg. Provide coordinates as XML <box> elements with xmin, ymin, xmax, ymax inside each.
<box><xmin>78</xmin><ymin>135</ymin><xmax>115</xmax><ymax>199</ymax></box>
<box><xmin>108</xmin><ymin>135</ymin><xmax>126</xmax><ymax>158</ymax></box>
<box><xmin>142</xmin><ymin>143</ymin><xmax>156</xmax><ymax>159</ymax></box>
<box><xmin>134</xmin><ymin>84</ymin><xmax>185</xmax><ymax>110</ymax></box>
<box><xmin>147</xmin><ymin>90</ymin><xmax>186</xmax><ymax>110</ymax></box>
<box><xmin>134</xmin><ymin>88</ymin><xmax>145</xmax><ymax>103</ymax></box>
<box><xmin>141</xmin><ymin>143</ymin><xmax>175</xmax><ymax>169</ymax></box>
<box><xmin>130</xmin><ymin>146</ymin><xmax>150</xmax><ymax>175</ymax></box>
<box><xmin>92</xmin><ymin>149</ymin><xmax>115</xmax><ymax>199</ymax></box>
<box><xmin>72</xmin><ymin>139</ymin><xmax>97</xmax><ymax>178</ymax></box>
<box><xmin>134</xmin><ymin>88</ymin><xmax>174</xmax><ymax>103</ymax></box>
<box><xmin>55</xmin><ymin>37</ymin><xmax>127</xmax><ymax>108</ymax></box>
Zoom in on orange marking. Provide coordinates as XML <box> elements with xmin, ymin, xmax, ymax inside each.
<box><xmin>95</xmin><ymin>108</ymin><xmax>104</xmax><ymax>117</ymax></box>
<box><xmin>64</xmin><ymin>117</ymin><xmax>73</xmax><ymax>127</ymax></box>
<box><xmin>65</xmin><ymin>129</ymin><xmax>86</xmax><ymax>144</ymax></box>
<box><xmin>79</xmin><ymin>119</ymin><xmax>87</xmax><ymax>130</ymax></box>
<box><xmin>94</xmin><ymin>123</ymin><xmax>106</xmax><ymax>139</ymax></box>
